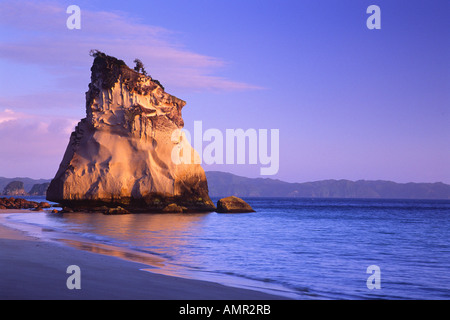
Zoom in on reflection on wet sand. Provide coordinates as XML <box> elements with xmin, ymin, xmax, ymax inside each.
<box><xmin>49</xmin><ymin>212</ymin><xmax>213</xmax><ymax>278</ymax></box>
<box><xmin>58</xmin><ymin>238</ymin><xmax>166</xmax><ymax>268</ymax></box>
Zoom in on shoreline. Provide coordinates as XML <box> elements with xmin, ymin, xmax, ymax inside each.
<box><xmin>0</xmin><ymin>210</ymin><xmax>288</xmax><ymax>300</ymax></box>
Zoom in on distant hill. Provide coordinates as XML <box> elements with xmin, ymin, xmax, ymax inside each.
<box><xmin>205</xmin><ymin>171</ymin><xmax>450</xmax><ymax>200</ymax></box>
<box><xmin>2</xmin><ymin>173</ymin><xmax>449</xmax><ymax>200</ymax></box>
<box><xmin>29</xmin><ymin>182</ymin><xmax>51</xmax><ymax>196</ymax></box>
<box><xmin>2</xmin><ymin>181</ymin><xmax>27</xmax><ymax>196</ymax></box>
<box><xmin>0</xmin><ymin>177</ymin><xmax>51</xmax><ymax>196</ymax></box>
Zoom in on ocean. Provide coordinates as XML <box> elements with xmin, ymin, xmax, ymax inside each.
<box><xmin>3</xmin><ymin>196</ymin><xmax>450</xmax><ymax>299</ymax></box>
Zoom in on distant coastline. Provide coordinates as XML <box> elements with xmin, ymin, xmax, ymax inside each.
<box><xmin>206</xmin><ymin>171</ymin><xmax>450</xmax><ymax>200</ymax></box>
<box><xmin>0</xmin><ymin>177</ymin><xmax>50</xmax><ymax>196</ymax></box>
<box><xmin>1</xmin><ymin>172</ymin><xmax>449</xmax><ymax>200</ymax></box>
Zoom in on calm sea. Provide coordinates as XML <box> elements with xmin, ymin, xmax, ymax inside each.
<box><xmin>4</xmin><ymin>196</ymin><xmax>450</xmax><ymax>299</ymax></box>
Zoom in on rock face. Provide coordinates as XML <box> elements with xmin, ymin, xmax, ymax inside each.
<box><xmin>216</xmin><ymin>196</ymin><xmax>255</xmax><ymax>213</ymax></box>
<box><xmin>46</xmin><ymin>51</ymin><xmax>215</xmax><ymax>213</ymax></box>
<box><xmin>2</xmin><ymin>181</ymin><xmax>27</xmax><ymax>196</ymax></box>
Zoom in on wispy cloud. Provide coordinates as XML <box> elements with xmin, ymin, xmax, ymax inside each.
<box><xmin>0</xmin><ymin>109</ymin><xmax>17</xmax><ymax>123</ymax></box>
<box><xmin>0</xmin><ymin>109</ymin><xmax>78</xmax><ymax>137</ymax></box>
<box><xmin>0</xmin><ymin>108</ymin><xmax>78</xmax><ymax>178</ymax></box>
<box><xmin>0</xmin><ymin>0</ymin><xmax>262</xmax><ymax>178</ymax></box>
<box><xmin>0</xmin><ymin>0</ymin><xmax>261</xmax><ymax>91</ymax></box>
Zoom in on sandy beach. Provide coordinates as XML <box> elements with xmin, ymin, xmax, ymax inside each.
<box><xmin>0</xmin><ymin>211</ymin><xmax>285</xmax><ymax>300</ymax></box>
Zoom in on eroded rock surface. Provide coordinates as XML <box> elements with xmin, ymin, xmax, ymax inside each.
<box><xmin>216</xmin><ymin>196</ymin><xmax>255</xmax><ymax>213</ymax></box>
<box><xmin>47</xmin><ymin>52</ymin><xmax>215</xmax><ymax>213</ymax></box>
<box><xmin>2</xmin><ymin>181</ymin><xmax>27</xmax><ymax>196</ymax></box>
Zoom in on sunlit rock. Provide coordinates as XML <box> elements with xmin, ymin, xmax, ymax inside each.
<box><xmin>216</xmin><ymin>196</ymin><xmax>255</xmax><ymax>213</ymax></box>
<box><xmin>47</xmin><ymin>51</ymin><xmax>215</xmax><ymax>213</ymax></box>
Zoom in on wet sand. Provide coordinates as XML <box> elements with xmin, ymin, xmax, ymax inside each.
<box><xmin>0</xmin><ymin>211</ymin><xmax>285</xmax><ymax>300</ymax></box>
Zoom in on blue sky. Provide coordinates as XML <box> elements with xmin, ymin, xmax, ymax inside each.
<box><xmin>0</xmin><ymin>0</ymin><xmax>449</xmax><ymax>183</ymax></box>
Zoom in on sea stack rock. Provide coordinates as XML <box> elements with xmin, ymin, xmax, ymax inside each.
<box><xmin>216</xmin><ymin>196</ymin><xmax>255</xmax><ymax>213</ymax></box>
<box><xmin>46</xmin><ymin>51</ymin><xmax>215</xmax><ymax>213</ymax></box>
<box><xmin>29</xmin><ymin>182</ymin><xmax>50</xmax><ymax>196</ymax></box>
<box><xmin>2</xmin><ymin>181</ymin><xmax>27</xmax><ymax>196</ymax></box>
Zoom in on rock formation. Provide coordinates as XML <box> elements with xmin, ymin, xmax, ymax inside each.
<box><xmin>2</xmin><ymin>181</ymin><xmax>27</xmax><ymax>196</ymax></box>
<box><xmin>46</xmin><ymin>51</ymin><xmax>215</xmax><ymax>213</ymax></box>
<box><xmin>216</xmin><ymin>196</ymin><xmax>255</xmax><ymax>213</ymax></box>
<box><xmin>29</xmin><ymin>182</ymin><xmax>50</xmax><ymax>196</ymax></box>
<box><xmin>0</xmin><ymin>197</ymin><xmax>50</xmax><ymax>210</ymax></box>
